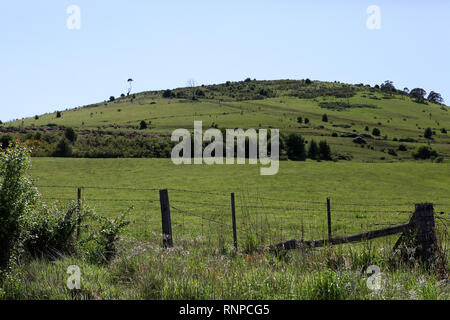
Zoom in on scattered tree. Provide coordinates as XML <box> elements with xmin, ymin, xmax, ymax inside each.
<box><xmin>427</xmin><ymin>91</ymin><xmax>444</xmax><ymax>104</ymax></box>
<box><xmin>139</xmin><ymin>120</ymin><xmax>148</xmax><ymax>130</ymax></box>
<box><xmin>286</xmin><ymin>133</ymin><xmax>306</xmax><ymax>161</ymax></box>
<box><xmin>322</xmin><ymin>114</ymin><xmax>328</xmax><ymax>122</ymax></box>
<box><xmin>424</xmin><ymin>127</ymin><xmax>433</xmax><ymax>139</ymax></box>
<box><xmin>410</xmin><ymin>88</ymin><xmax>427</xmax><ymax>103</ymax></box>
<box><xmin>319</xmin><ymin>140</ymin><xmax>332</xmax><ymax>160</ymax></box>
<box><xmin>308</xmin><ymin>140</ymin><xmax>319</xmax><ymax>160</ymax></box>
<box><xmin>64</xmin><ymin>127</ymin><xmax>77</xmax><ymax>143</ymax></box>
<box><xmin>413</xmin><ymin>146</ymin><xmax>438</xmax><ymax>160</ymax></box>
<box><xmin>372</xmin><ymin>128</ymin><xmax>381</xmax><ymax>136</ymax></box>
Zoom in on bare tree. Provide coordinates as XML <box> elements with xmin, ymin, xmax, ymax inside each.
<box><xmin>187</xmin><ymin>79</ymin><xmax>196</xmax><ymax>99</ymax></box>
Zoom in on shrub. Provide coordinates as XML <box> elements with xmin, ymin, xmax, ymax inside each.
<box><xmin>0</xmin><ymin>135</ymin><xmax>13</xmax><ymax>149</ymax></box>
<box><xmin>0</xmin><ymin>143</ymin><xmax>38</xmax><ymax>271</ymax></box>
<box><xmin>53</xmin><ymin>138</ymin><xmax>73</xmax><ymax>157</ymax></box>
<box><xmin>398</xmin><ymin>144</ymin><xmax>407</xmax><ymax>151</ymax></box>
<box><xmin>162</xmin><ymin>89</ymin><xmax>175</xmax><ymax>98</ymax></box>
<box><xmin>64</xmin><ymin>127</ymin><xmax>77</xmax><ymax>143</ymax></box>
<box><xmin>441</xmin><ymin>128</ymin><xmax>447</xmax><ymax>134</ymax></box>
<box><xmin>20</xmin><ymin>201</ymin><xmax>81</xmax><ymax>258</ymax></box>
<box><xmin>297</xmin><ymin>117</ymin><xmax>302</xmax><ymax>124</ymax></box>
<box><xmin>424</xmin><ymin>128</ymin><xmax>433</xmax><ymax>139</ymax></box>
<box><xmin>322</xmin><ymin>114</ymin><xmax>328</xmax><ymax>122</ymax></box>
<box><xmin>304</xmin><ymin>118</ymin><xmax>310</xmax><ymax>124</ymax></box>
<box><xmin>56</xmin><ymin>111</ymin><xmax>62</xmax><ymax>118</ymax></box>
<box><xmin>413</xmin><ymin>146</ymin><xmax>438</xmax><ymax>160</ymax></box>
<box><xmin>83</xmin><ymin>209</ymin><xmax>131</xmax><ymax>263</ymax></box>
<box><xmin>372</xmin><ymin>128</ymin><xmax>381</xmax><ymax>136</ymax></box>
<box><xmin>109</xmin><ymin>96</ymin><xmax>115</xmax><ymax>102</ymax></box>
<box><xmin>139</xmin><ymin>120</ymin><xmax>148</xmax><ymax>130</ymax></box>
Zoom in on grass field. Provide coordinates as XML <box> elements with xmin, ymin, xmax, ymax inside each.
<box><xmin>30</xmin><ymin>158</ymin><xmax>450</xmax><ymax>248</ymax></box>
<box><xmin>1</xmin><ymin>157</ymin><xmax>448</xmax><ymax>300</ymax></box>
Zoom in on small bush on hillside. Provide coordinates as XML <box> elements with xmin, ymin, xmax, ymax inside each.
<box><xmin>139</xmin><ymin>120</ymin><xmax>148</xmax><ymax>130</ymax></box>
<box><xmin>413</xmin><ymin>146</ymin><xmax>438</xmax><ymax>160</ymax></box>
<box><xmin>64</xmin><ymin>127</ymin><xmax>77</xmax><ymax>143</ymax></box>
<box><xmin>424</xmin><ymin>128</ymin><xmax>433</xmax><ymax>139</ymax></box>
<box><xmin>162</xmin><ymin>89</ymin><xmax>175</xmax><ymax>98</ymax></box>
<box><xmin>53</xmin><ymin>138</ymin><xmax>72</xmax><ymax>157</ymax></box>
<box><xmin>372</xmin><ymin>128</ymin><xmax>381</xmax><ymax>136</ymax></box>
<box><xmin>398</xmin><ymin>144</ymin><xmax>407</xmax><ymax>151</ymax></box>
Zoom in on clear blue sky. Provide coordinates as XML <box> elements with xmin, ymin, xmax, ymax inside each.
<box><xmin>1</xmin><ymin>0</ymin><xmax>449</xmax><ymax>122</ymax></box>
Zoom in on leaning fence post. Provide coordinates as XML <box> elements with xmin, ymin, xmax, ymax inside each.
<box><xmin>327</xmin><ymin>197</ymin><xmax>332</xmax><ymax>242</ymax></box>
<box><xmin>413</xmin><ymin>203</ymin><xmax>437</xmax><ymax>264</ymax></box>
<box><xmin>159</xmin><ymin>189</ymin><xmax>173</xmax><ymax>248</ymax></box>
<box><xmin>231</xmin><ymin>193</ymin><xmax>238</xmax><ymax>250</ymax></box>
<box><xmin>76</xmin><ymin>187</ymin><xmax>82</xmax><ymax>239</ymax></box>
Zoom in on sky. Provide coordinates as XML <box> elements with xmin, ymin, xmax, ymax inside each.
<box><xmin>1</xmin><ymin>0</ymin><xmax>449</xmax><ymax>122</ymax></box>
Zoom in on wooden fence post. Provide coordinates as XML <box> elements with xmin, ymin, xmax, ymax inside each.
<box><xmin>159</xmin><ymin>189</ymin><xmax>173</xmax><ymax>248</ymax></box>
<box><xmin>413</xmin><ymin>203</ymin><xmax>437</xmax><ymax>264</ymax></box>
<box><xmin>231</xmin><ymin>193</ymin><xmax>238</xmax><ymax>250</ymax></box>
<box><xmin>76</xmin><ymin>187</ymin><xmax>82</xmax><ymax>239</ymax></box>
<box><xmin>327</xmin><ymin>197</ymin><xmax>332</xmax><ymax>242</ymax></box>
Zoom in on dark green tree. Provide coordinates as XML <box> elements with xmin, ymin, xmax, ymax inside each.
<box><xmin>424</xmin><ymin>127</ymin><xmax>433</xmax><ymax>139</ymax></box>
<box><xmin>319</xmin><ymin>140</ymin><xmax>332</xmax><ymax>160</ymax></box>
<box><xmin>286</xmin><ymin>133</ymin><xmax>306</xmax><ymax>161</ymax></box>
<box><xmin>139</xmin><ymin>120</ymin><xmax>148</xmax><ymax>130</ymax></box>
<box><xmin>64</xmin><ymin>127</ymin><xmax>77</xmax><ymax>143</ymax></box>
<box><xmin>308</xmin><ymin>140</ymin><xmax>319</xmax><ymax>160</ymax></box>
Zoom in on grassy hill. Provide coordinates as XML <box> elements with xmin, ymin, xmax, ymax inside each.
<box><xmin>3</xmin><ymin>79</ymin><xmax>450</xmax><ymax>161</ymax></box>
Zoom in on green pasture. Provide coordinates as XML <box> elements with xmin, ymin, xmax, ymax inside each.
<box><xmin>30</xmin><ymin>158</ymin><xmax>450</xmax><ymax>247</ymax></box>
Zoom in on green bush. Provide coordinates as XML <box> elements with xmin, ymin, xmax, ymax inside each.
<box><xmin>20</xmin><ymin>201</ymin><xmax>81</xmax><ymax>258</ymax></box>
<box><xmin>64</xmin><ymin>127</ymin><xmax>77</xmax><ymax>143</ymax></box>
<box><xmin>372</xmin><ymin>128</ymin><xmax>381</xmax><ymax>136</ymax></box>
<box><xmin>0</xmin><ymin>143</ymin><xmax>38</xmax><ymax>271</ymax></box>
<box><xmin>413</xmin><ymin>146</ymin><xmax>438</xmax><ymax>160</ymax></box>
<box><xmin>53</xmin><ymin>138</ymin><xmax>73</xmax><ymax>157</ymax></box>
<box><xmin>82</xmin><ymin>208</ymin><xmax>131</xmax><ymax>263</ymax></box>
<box><xmin>424</xmin><ymin>128</ymin><xmax>433</xmax><ymax>139</ymax></box>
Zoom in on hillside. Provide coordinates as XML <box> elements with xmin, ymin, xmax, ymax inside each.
<box><xmin>2</xmin><ymin>79</ymin><xmax>450</xmax><ymax>162</ymax></box>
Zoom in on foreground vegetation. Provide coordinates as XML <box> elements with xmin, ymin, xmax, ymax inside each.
<box><xmin>1</xmin><ymin>236</ymin><xmax>448</xmax><ymax>300</ymax></box>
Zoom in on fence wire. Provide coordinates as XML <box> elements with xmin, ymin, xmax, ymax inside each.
<box><xmin>36</xmin><ymin>185</ymin><xmax>450</xmax><ymax>249</ymax></box>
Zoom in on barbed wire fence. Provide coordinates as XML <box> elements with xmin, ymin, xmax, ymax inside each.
<box><xmin>36</xmin><ymin>185</ymin><xmax>450</xmax><ymax>253</ymax></box>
